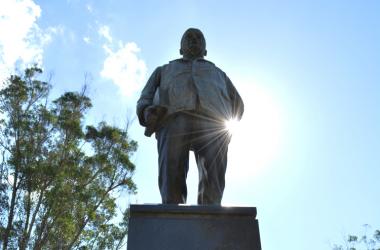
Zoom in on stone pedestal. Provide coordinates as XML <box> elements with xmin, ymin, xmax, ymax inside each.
<box><xmin>127</xmin><ymin>204</ymin><xmax>261</xmax><ymax>250</ymax></box>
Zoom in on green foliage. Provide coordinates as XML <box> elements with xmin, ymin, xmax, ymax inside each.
<box><xmin>0</xmin><ymin>67</ymin><xmax>137</xmax><ymax>249</ymax></box>
<box><xmin>332</xmin><ymin>226</ymin><xmax>380</xmax><ymax>250</ymax></box>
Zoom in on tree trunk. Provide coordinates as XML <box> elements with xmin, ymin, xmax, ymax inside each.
<box><xmin>20</xmin><ymin>185</ymin><xmax>32</xmax><ymax>250</ymax></box>
<box><xmin>2</xmin><ymin>171</ymin><xmax>19</xmax><ymax>249</ymax></box>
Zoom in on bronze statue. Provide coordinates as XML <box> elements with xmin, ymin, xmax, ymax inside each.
<box><xmin>137</xmin><ymin>28</ymin><xmax>244</xmax><ymax>205</ymax></box>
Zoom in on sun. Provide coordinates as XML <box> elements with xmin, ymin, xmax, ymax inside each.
<box><xmin>224</xmin><ymin>118</ymin><xmax>240</xmax><ymax>135</ymax></box>
<box><xmin>226</xmin><ymin>81</ymin><xmax>283</xmax><ymax>181</ymax></box>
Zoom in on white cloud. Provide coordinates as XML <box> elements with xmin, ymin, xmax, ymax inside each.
<box><xmin>86</xmin><ymin>4</ymin><xmax>93</xmax><ymax>13</ymax></box>
<box><xmin>98</xmin><ymin>24</ymin><xmax>147</xmax><ymax>96</ymax></box>
<box><xmin>98</xmin><ymin>25</ymin><xmax>112</xmax><ymax>43</ymax></box>
<box><xmin>100</xmin><ymin>42</ymin><xmax>147</xmax><ymax>96</ymax></box>
<box><xmin>46</xmin><ymin>25</ymin><xmax>65</xmax><ymax>37</ymax></box>
<box><xmin>0</xmin><ymin>0</ymin><xmax>54</xmax><ymax>86</ymax></box>
<box><xmin>83</xmin><ymin>36</ymin><xmax>91</xmax><ymax>44</ymax></box>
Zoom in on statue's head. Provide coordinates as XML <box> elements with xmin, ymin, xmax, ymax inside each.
<box><xmin>180</xmin><ymin>28</ymin><xmax>207</xmax><ymax>59</ymax></box>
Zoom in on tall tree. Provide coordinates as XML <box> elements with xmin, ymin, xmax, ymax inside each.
<box><xmin>0</xmin><ymin>67</ymin><xmax>137</xmax><ymax>249</ymax></box>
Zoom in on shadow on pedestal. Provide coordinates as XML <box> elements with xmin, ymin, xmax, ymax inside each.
<box><xmin>127</xmin><ymin>204</ymin><xmax>261</xmax><ymax>250</ymax></box>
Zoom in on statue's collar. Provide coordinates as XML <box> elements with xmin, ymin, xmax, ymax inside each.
<box><xmin>170</xmin><ymin>58</ymin><xmax>214</xmax><ymax>65</ymax></box>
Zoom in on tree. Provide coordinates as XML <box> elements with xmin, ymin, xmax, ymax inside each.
<box><xmin>332</xmin><ymin>225</ymin><xmax>380</xmax><ymax>250</ymax></box>
<box><xmin>0</xmin><ymin>67</ymin><xmax>137</xmax><ymax>249</ymax></box>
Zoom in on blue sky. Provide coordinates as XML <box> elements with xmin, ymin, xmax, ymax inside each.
<box><xmin>1</xmin><ymin>0</ymin><xmax>379</xmax><ymax>249</ymax></box>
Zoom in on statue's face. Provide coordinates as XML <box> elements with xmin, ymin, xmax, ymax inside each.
<box><xmin>180</xmin><ymin>29</ymin><xmax>206</xmax><ymax>59</ymax></box>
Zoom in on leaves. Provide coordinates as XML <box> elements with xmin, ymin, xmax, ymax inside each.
<box><xmin>333</xmin><ymin>226</ymin><xmax>380</xmax><ymax>250</ymax></box>
<box><xmin>0</xmin><ymin>67</ymin><xmax>137</xmax><ymax>249</ymax></box>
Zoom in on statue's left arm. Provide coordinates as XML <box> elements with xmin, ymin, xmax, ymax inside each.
<box><xmin>225</xmin><ymin>75</ymin><xmax>244</xmax><ymax>120</ymax></box>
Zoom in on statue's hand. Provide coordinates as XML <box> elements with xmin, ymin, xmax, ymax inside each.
<box><xmin>144</xmin><ymin>106</ymin><xmax>159</xmax><ymax>127</ymax></box>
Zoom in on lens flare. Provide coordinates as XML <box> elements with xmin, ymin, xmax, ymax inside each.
<box><xmin>225</xmin><ymin>118</ymin><xmax>239</xmax><ymax>135</ymax></box>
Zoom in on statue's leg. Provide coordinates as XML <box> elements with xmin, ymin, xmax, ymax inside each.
<box><xmin>156</xmin><ymin>113</ymin><xmax>191</xmax><ymax>204</ymax></box>
<box><xmin>193</xmin><ymin>120</ymin><xmax>230</xmax><ymax>205</ymax></box>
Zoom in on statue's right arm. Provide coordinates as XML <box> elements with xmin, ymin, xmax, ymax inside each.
<box><xmin>136</xmin><ymin>67</ymin><xmax>162</xmax><ymax>126</ymax></box>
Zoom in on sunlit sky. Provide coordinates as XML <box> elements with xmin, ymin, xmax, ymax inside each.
<box><xmin>1</xmin><ymin>0</ymin><xmax>379</xmax><ymax>249</ymax></box>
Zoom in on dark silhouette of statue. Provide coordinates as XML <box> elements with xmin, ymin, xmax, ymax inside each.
<box><xmin>137</xmin><ymin>28</ymin><xmax>244</xmax><ymax>205</ymax></box>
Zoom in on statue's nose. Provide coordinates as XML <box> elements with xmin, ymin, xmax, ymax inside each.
<box><xmin>189</xmin><ymin>38</ymin><xmax>199</xmax><ymax>46</ymax></box>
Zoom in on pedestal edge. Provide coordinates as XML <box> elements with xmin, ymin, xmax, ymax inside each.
<box><xmin>130</xmin><ymin>204</ymin><xmax>257</xmax><ymax>217</ymax></box>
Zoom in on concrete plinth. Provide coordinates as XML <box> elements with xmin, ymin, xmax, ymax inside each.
<box><xmin>127</xmin><ymin>204</ymin><xmax>261</xmax><ymax>250</ymax></box>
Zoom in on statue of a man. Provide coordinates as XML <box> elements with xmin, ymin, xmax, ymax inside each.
<box><xmin>137</xmin><ymin>28</ymin><xmax>244</xmax><ymax>205</ymax></box>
